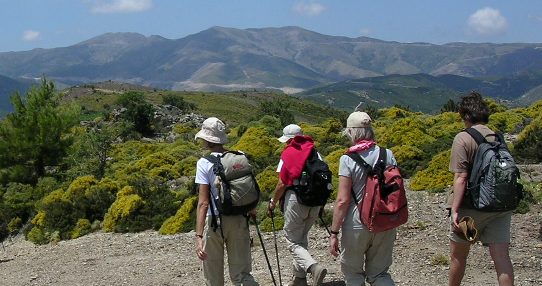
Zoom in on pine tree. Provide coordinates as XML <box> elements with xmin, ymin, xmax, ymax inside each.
<box><xmin>0</xmin><ymin>79</ymin><xmax>80</xmax><ymax>183</ymax></box>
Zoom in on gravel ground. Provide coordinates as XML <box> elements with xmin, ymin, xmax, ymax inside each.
<box><xmin>1</xmin><ymin>190</ymin><xmax>541</xmax><ymax>286</ymax></box>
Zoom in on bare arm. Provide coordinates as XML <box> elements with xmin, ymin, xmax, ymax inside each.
<box><xmin>195</xmin><ymin>184</ymin><xmax>210</xmax><ymax>260</ymax></box>
<box><xmin>451</xmin><ymin>172</ymin><xmax>468</xmax><ymax>229</ymax></box>
<box><xmin>329</xmin><ymin>175</ymin><xmax>353</xmax><ymax>257</ymax></box>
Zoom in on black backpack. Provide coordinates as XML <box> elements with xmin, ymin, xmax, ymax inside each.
<box><xmin>292</xmin><ymin>148</ymin><xmax>333</xmax><ymax>206</ymax></box>
<box><xmin>465</xmin><ymin>128</ymin><xmax>523</xmax><ymax>212</ymax></box>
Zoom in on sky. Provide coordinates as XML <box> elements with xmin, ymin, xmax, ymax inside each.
<box><xmin>1</xmin><ymin>0</ymin><xmax>541</xmax><ymax>52</ymax></box>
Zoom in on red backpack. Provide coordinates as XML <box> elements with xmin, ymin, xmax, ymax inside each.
<box><xmin>347</xmin><ymin>147</ymin><xmax>408</xmax><ymax>233</ymax></box>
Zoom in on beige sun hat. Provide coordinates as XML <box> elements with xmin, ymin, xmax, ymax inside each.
<box><xmin>346</xmin><ymin>111</ymin><xmax>372</xmax><ymax>128</ymax></box>
<box><xmin>278</xmin><ymin>124</ymin><xmax>302</xmax><ymax>143</ymax></box>
<box><xmin>194</xmin><ymin>117</ymin><xmax>228</xmax><ymax>144</ymax></box>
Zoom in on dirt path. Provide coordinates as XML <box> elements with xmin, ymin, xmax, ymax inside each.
<box><xmin>1</xmin><ymin>190</ymin><xmax>541</xmax><ymax>286</ymax></box>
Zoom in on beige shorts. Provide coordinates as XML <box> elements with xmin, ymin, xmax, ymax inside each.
<box><xmin>449</xmin><ymin>208</ymin><xmax>512</xmax><ymax>244</ymax></box>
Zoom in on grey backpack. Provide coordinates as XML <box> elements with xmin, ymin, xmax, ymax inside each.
<box><xmin>465</xmin><ymin>128</ymin><xmax>523</xmax><ymax>212</ymax></box>
<box><xmin>204</xmin><ymin>151</ymin><xmax>260</xmax><ymax>216</ymax></box>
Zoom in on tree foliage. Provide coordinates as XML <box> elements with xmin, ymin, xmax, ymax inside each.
<box><xmin>0</xmin><ymin>79</ymin><xmax>80</xmax><ymax>183</ymax></box>
<box><xmin>116</xmin><ymin>91</ymin><xmax>154</xmax><ymax>136</ymax></box>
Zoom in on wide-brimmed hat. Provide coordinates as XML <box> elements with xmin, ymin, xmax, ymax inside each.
<box><xmin>278</xmin><ymin>124</ymin><xmax>302</xmax><ymax>143</ymax></box>
<box><xmin>346</xmin><ymin>111</ymin><xmax>372</xmax><ymax>128</ymax></box>
<box><xmin>194</xmin><ymin>117</ymin><xmax>228</xmax><ymax>144</ymax></box>
<box><xmin>458</xmin><ymin>216</ymin><xmax>478</xmax><ymax>243</ymax></box>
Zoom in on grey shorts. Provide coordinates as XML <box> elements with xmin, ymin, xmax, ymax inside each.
<box><xmin>449</xmin><ymin>208</ymin><xmax>512</xmax><ymax>244</ymax></box>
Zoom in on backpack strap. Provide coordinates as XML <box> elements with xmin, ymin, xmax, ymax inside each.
<box><xmin>464</xmin><ymin>127</ymin><xmax>487</xmax><ymax>145</ymax></box>
<box><xmin>347</xmin><ymin>147</ymin><xmax>387</xmax><ymax>205</ymax></box>
<box><xmin>203</xmin><ymin>154</ymin><xmax>225</xmax><ymax>236</ymax></box>
<box><xmin>346</xmin><ymin>152</ymin><xmax>373</xmax><ymax>206</ymax></box>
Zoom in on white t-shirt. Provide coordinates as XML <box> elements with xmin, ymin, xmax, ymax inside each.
<box><xmin>338</xmin><ymin>145</ymin><xmax>397</xmax><ymax>230</ymax></box>
<box><xmin>195</xmin><ymin>152</ymin><xmax>222</xmax><ymax>216</ymax></box>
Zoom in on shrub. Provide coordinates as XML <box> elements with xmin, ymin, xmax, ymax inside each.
<box><xmin>33</xmin><ymin>189</ymin><xmax>75</xmax><ymax>239</ymax></box>
<box><xmin>159</xmin><ymin>196</ymin><xmax>198</xmax><ymax>234</ymax></box>
<box><xmin>71</xmin><ymin>219</ymin><xmax>92</xmax><ymax>239</ymax></box>
<box><xmin>102</xmin><ymin>186</ymin><xmax>145</xmax><ymax>232</ymax></box>
<box><xmin>7</xmin><ymin>217</ymin><xmax>22</xmax><ymax>234</ymax></box>
<box><xmin>256</xmin><ymin>167</ymin><xmax>279</xmax><ymax>201</ymax></box>
<box><xmin>410</xmin><ymin>150</ymin><xmax>454</xmax><ymax>192</ymax></box>
<box><xmin>102</xmin><ymin>178</ymin><xmax>178</xmax><ymax>232</ymax></box>
<box><xmin>325</xmin><ymin>148</ymin><xmax>346</xmax><ymax>200</ymax></box>
<box><xmin>488</xmin><ymin>111</ymin><xmax>526</xmax><ymax>133</ymax></box>
<box><xmin>27</xmin><ymin>226</ymin><xmax>48</xmax><ymax>245</ymax></box>
<box><xmin>513</xmin><ymin>115</ymin><xmax>542</xmax><ymax>163</ymax></box>
<box><xmin>259</xmin><ymin>215</ymin><xmax>284</xmax><ymax>233</ymax></box>
<box><xmin>2</xmin><ymin>183</ymin><xmax>35</xmax><ymax>223</ymax></box>
<box><xmin>162</xmin><ymin>94</ymin><xmax>196</xmax><ymax>112</ymax></box>
<box><xmin>231</xmin><ymin>126</ymin><xmax>281</xmax><ymax>170</ymax></box>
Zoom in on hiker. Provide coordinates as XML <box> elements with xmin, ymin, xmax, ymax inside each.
<box><xmin>267</xmin><ymin>124</ymin><xmax>327</xmax><ymax>286</ymax></box>
<box><xmin>448</xmin><ymin>92</ymin><xmax>514</xmax><ymax>286</ymax></box>
<box><xmin>328</xmin><ymin>111</ymin><xmax>398</xmax><ymax>286</ymax></box>
<box><xmin>194</xmin><ymin>117</ymin><xmax>259</xmax><ymax>286</ymax></box>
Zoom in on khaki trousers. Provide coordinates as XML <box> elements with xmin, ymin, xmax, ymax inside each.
<box><xmin>283</xmin><ymin>190</ymin><xmax>321</xmax><ymax>278</ymax></box>
<box><xmin>340</xmin><ymin>228</ymin><xmax>396</xmax><ymax>286</ymax></box>
<box><xmin>203</xmin><ymin>215</ymin><xmax>258</xmax><ymax>286</ymax></box>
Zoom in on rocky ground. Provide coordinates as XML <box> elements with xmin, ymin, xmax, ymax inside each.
<box><xmin>1</xmin><ymin>189</ymin><xmax>541</xmax><ymax>286</ymax></box>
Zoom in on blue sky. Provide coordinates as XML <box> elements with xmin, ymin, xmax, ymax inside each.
<box><xmin>1</xmin><ymin>0</ymin><xmax>541</xmax><ymax>52</ymax></box>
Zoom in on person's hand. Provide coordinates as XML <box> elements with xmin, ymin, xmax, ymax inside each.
<box><xmin>195</xmin><ymin>235</ymin><xmax>207</xmax><ymax>261</ymax></box>
<box><xmin>267</xmin><ymin>199</ymin><xmax>276</xmax><ymax>218</ymax></box>
<box><xmin>248</xmin><ymin>209</ymin><xmax>257</xmax><ymax>219</ymax></box>
<box><xmin>329</xmin><ymin>234</ymin><xmax>339</xmax><ymax>257</ymax></box>
<box><xmin>450</xmin><ymin>209</ymin><xmax>461</xmax><ymax>233</ymax></box>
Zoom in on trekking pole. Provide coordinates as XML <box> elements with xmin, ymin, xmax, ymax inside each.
<box><xmin>252</xmin><ymin>216</ymin><xmax>277</xmax><ymax>286</ymax></box>
<box><xmin>319</xmin><ymin>207</ymin><xmax>331</xmax><ymax>236</ymax></box>
<box><xmin>270</xmin><ymin>214</ymin><xmax>282</xmax><ymax>286</ymax></box>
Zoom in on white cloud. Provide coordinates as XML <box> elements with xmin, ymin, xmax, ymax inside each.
<box><xmin>467</xmin><ymin>7</ymin><xmax>508</xmax><ymax>36</ymax></box>
<box><xmin>22</xmin><ymin>30</ymin><xmax>40</xmax><ymax>41</ymax></box>
<box><xmin>528</xmin><ymin>14</ymin><xmax>542</xmax><ymax>22</ymax></box>
<box><xmin>90</xmin><ymin>0</ymin><xmax>152</xmax><ymax>14</ymax></box>
<box><xmin>293</xmin><ymin>2</ymin><xmax>325</xmax><ymax>16</ymax></box>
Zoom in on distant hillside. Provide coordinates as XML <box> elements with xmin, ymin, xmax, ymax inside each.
<box><xmin>297</xmin><ymin>72</ymin><xmax>542</xmax><ymax>112</ymax></box>
<box><xmin>0</xmin><ymin>75</ymin><xmax>32</xmax><ymax>113</ymax></box>
<box><xmin>63</xmin><ymin>82</ymin><xmax>347</xmax><ymax>125</ymax></box>
<box><xmin>1</xmin><ymin>26</ymin><xmax>541</xmax><ymax>93</ymax></box>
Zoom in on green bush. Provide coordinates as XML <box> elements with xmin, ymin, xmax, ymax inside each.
<box><xmin>162</xmin><ymin>94</ymin><xmax>196</xmax><ymax>112</ymax></box>
<box><xmin>256</xmin><ymin>167</ymin><xmax>279</xmax><ymax>201</ymax></box>
<box><xmin>231</xmin><ymin>126</ymin><xmax>281</xmax><ymax>170</ymax></box>
<box><xmin>102</xmin><ymin>178</ymin><xmax>178</xmax><ymax>233</ymax></box>
<box><xmin>7</xmin><ymin>217</ymin><xmax>22</xmax><ymax>234</ymax></box>
<box><xmin>159</xmin><ymin>196</ymin><xmax>198</xmax><ymax>234</ymax></box>
<box><xmin>27</xmin><ymin>226</ymin><xmax>48</xmax><ymax>245</ymax></box>
<box><xmin>410</xmin><ymin>150</ymin><xmax>454</xmax><ymax>192</ymax></box>
<box><xmin>71</xmin><ymin>218</ymin><xmax>92</xmax><ymax>239</ymax></box>
<box><xmin>103</xmin><ymin>186</ymin><xmax>145</xmax><ymax>232</ymax></box>
<box><xmin>513</xmin><ymin>115</ymin><xmax>542</xmax><ymax>163</ymax></box>
<box><xmin>488</xmin><ymin>111</ymin><xmax>526</xmax><ymax>133</ymax></box>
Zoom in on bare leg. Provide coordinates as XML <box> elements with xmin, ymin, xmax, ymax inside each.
<box><xmin>449</xmin><ymin>240</ymin><xmax>470</xmax><ymax>286</ymax></box>
<box><xmin>489</xmin><ymin>243</ymin><xmax>514</xmax><ymax>286</ymax></box>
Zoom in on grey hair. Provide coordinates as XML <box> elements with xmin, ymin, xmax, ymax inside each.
<box><xmin>343</xmin><ymin>127</ymin><xmax>375</xmax><ymax>144</ymax></box>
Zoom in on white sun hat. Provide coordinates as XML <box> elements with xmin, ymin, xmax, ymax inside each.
<box><xmin>194</xmin><ymin>117</ymin><xmax>228</xmax><ymax>144</ymax></box>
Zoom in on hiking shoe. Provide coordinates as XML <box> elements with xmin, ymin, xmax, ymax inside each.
<box><xmin>287</xmin><ymin>277</ymin><xmax>308</xmax><ymax>286</ymax></box>
<box><xmin>310</xmin><ymin>264</ymin><xmax>327</xmax><ymax>286</ymax></box>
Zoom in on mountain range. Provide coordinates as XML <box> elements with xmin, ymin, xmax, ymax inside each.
<box><xmin>1</xmin><ymin>26</ymin><xmax>542</xmax><ymax>112</ymax></box>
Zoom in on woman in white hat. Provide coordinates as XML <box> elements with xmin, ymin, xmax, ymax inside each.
<box><xmin>193</xmin><ymin>117</ymin><xmax>259</xmax><ymax>286</ymax></box>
